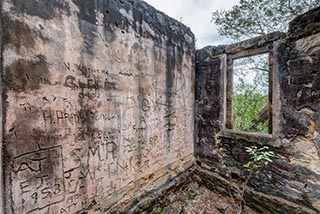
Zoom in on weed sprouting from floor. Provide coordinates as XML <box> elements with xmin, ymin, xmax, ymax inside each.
<box><xmin>228</xmin><ymin>146</ymin><xmax>274</xmax><ymax>214</ymax></box>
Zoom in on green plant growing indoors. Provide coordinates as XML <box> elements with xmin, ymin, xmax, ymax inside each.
<box><xmin>244</xmin><ymin>146</ymin><xmax>274</xmax><ymax>171</ymax></box>
<box><xmin>229</xmin><ymin>146</ymin><xmax>274</xmax><ymax>214</ymax></box>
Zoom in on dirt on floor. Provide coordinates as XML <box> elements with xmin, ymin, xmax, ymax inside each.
<box><xmin>150</xmin><ymin>182</ymin><xmax>257</xmax><ymax>214</ymax></box>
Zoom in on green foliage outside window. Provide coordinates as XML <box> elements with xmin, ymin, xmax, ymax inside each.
<box><xmin>212</xmin><ymin>0</ymin><xmax>320</xmax><ymax>134</ymax></box>
<box><xmin>233</xmin><ymin>87</ymin><xmax>268</xmax><ymax>133</ymax></box>
<box><xmin>232</xmin><ymin>54</ymin><xmax>269</xmax><ymax>133</ymax></box>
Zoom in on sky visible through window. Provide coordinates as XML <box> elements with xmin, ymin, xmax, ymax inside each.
<box><xmin>143</xmin><ymin>0</ymin><xmax>240</xmax><ymax>48</ymax></box>
<box><xmin>233</xmin><ymin>53</ymin><xmax>269</xmax><ymax>95</ymax></box>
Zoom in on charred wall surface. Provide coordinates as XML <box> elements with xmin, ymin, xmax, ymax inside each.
<box><xmin>0</xmin><ymin>0</ymin><xmax>195</xmax><ymax>213</ymax></box>
<box><xmin>195</xmin><ymin>7</ymin><xmax>320</xmax><ymax>214</ymax></box>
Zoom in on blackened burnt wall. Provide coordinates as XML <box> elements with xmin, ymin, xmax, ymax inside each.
<box><xmin>195</xmin><ymin>47</ymin><xmax>226</xmax><ymax>157</ymax></box>
<box><xmin>0</xmin><ymin>0</ymin><xmax>195</xmax><ymax>213</ymax></box>
<box><xmin>195</xmin><ymin>7</ymin><xmax>320</xmax><ymax>214</ymax></box>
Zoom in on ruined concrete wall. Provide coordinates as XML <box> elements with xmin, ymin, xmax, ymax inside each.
<box><xmin>0</xmin><ymin>0</ymin><xmax>195</xmax><ymax>213</ymax></box>
<box><xmin>195</xmin><ymin>31</ymin><xmax>284</xmax><ymax>157</ymax></box>
<box><xmin>195</xmin><ymin>7</ymin><xmax>320</xmax><ymax>214</ymax></box>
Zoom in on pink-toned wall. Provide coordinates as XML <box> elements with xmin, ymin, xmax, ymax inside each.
<box><xmin>0</xmin><ymin>0</ymin><xmax>195</xmax><ymax>213</ymax></box>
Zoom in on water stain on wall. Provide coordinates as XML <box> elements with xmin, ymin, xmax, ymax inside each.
<box><xmin>4</xmin><ymin>55</ymin><xmax>49</xmax><ymax>92</ymax></box>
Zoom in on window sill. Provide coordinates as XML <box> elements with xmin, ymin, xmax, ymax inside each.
<box><xmin>219</xmin><ymin>129</ymin><xmax>273</xmax><ymax>144</ymax></box>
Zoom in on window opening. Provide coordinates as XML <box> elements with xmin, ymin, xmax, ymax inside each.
<box><xmin>228</xmin><ymin>53</ymin><xmax>271</xmax><ymax>134</ymax></box>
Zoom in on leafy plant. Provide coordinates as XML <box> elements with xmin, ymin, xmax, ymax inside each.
<box><xmin>244</xmin><ymin>146</ymin><xmax>274</xmax><ymax>170</ymax></box>
<box><xmin>228</xmin><ymin>146</ymin><xmax>274</xmax><ymax>214</ymax></box>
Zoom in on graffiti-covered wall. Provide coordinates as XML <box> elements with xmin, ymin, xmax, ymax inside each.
<box><xmin>1</xmin><ymin>0</ymin><xmax>195</xmax><ymax>213</ymax></box>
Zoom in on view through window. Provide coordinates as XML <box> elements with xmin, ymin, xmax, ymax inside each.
<box><xmin>232</xmin><ymin>53</ymin><xmax>270</xmax><ymax>134</ymax></box>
